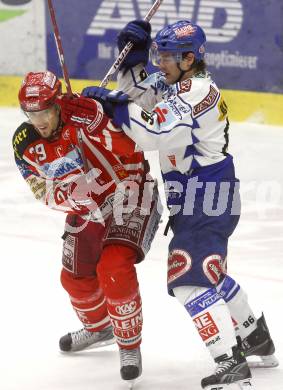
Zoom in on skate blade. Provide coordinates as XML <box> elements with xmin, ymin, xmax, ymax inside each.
<box><xmin>67</xmin><ymin>336</ymin><xmax>116</xmax><ymax>352</ymax></box>
<box><xmin>91</xmin><ymin>337</ymin><xmax>116</xmax><ymax>349</ymax></box>
<box><xmin>238</xmin><ymin>379</ymin><xmax>253</xmax><ymax>389</ymax></box>
<box><xmin>126</xmin><ymin>379</ymin><xmax>136</xmax><ymax>389</ymax></box>
<box><xmin>204</xmin><ymin>378</ymin><xmax>252</xmax><ymax>390</ymax></box>
<box><xmin>248</xmin><ymin>354</ymin><xmax>279</xmax><ymax>368</ymax></box>
<box><xmin>125</xmin><ymin>375</ymin><xmax>142</xmax><ymax>390</ymax></box>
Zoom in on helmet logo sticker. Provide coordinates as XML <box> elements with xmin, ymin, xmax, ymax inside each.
<box><xmin>43</xmin><ymin>71</ymin><xmax>57</xmax><ymax>89</ymax></box>
<box><xmin>174</xmin><ymin>25</ymin><xmax>196</xmax><ymax>38</ymax></box>
<box><xmin>25</xmin><ymin>101</ymin><xmax>40</xmax><ymax>111</ymax></box>
<box><xmin>26</xmin><ymin>86</ymin><xmax>40</xmax><ymax>97</ymax></box>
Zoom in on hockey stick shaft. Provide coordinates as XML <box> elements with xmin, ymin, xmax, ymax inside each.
<box><xmin>47</xmin><ymin>1</ymin><xmax>91</xmax><ymax>174</ymax></box>
<box><xmin>76</xmin><ymin>128</ymin><xmax>91</xmax><ymax>175</ymax></box>
<box><xmin>47</xmin><ymin>0</ymin><xmax>73</xmax><ymax>96</ymax></box>
<box><xmin>100</xmin><ymin>0</ymin><xmax>163</xmax><ymax>87</ymax></box>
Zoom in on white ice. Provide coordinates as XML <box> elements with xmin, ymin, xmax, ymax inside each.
<box><xmin>1</xmin><ymin>107</ymin><xmax>283</xmax><ymax>390</ymax></box>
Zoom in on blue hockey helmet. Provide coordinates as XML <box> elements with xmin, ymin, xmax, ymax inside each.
<box><xmin>150</xmin><ymin>20</ymin><xmax>206</xmax><ymax>65</ymax></box>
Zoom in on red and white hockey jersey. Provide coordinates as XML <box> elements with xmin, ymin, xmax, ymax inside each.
<box><xmin>12</xmin><ymin>106</ymin><xmax>147</xmax><ymax>221</ymax></box>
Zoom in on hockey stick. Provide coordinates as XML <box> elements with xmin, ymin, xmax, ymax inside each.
<box><xmin>100</xmin><ymin>0</ymin><xmax>163</xmax><ymax>87</ymax></box>
<box><xmin>47</xmin><ymin>0</ymin><xmax>91</xmax><ymax>174</ymax></box>
<box><xmin>47</xmin><ymin>0</ymin><xmax>73</xmax><ymax>96</ymax></box>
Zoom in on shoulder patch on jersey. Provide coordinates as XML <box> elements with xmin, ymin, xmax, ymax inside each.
<box><xmin>192</xmin><ymin>85</ymin><xmax>219</xmax><ymax>118</ymax></box>
<box><xmin>12</xmin><ymin>122</ymin><xmax>40</xmax><ymax>160</ymax></box>
<box><xmin>178</xmin><ymin>79</ymin><xmax>192</xmax><ymax>95</ymax></box>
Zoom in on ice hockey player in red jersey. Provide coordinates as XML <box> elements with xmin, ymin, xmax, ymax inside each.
<box><xmin>13</xmin><ymin>71</ymin><xmax>161</xmax><ymax>387</ymax></box>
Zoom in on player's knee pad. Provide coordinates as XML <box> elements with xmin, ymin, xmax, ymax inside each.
<box><xmin>60</xmin><ymin>268</ymin><xmax>100</xmax><ymax>297</ymax></box>
<box><xmin>173</xmin><ymin>285</ymin><xmax>208</xmax><ymax>306</ymax></box>
<box><xmin>173</xmin><ymin>285</ymin><xmax>223</xmax><ymax>318</ymax></box>
<box><xmin>97</xmin><ymin>244</ymin><xmax>138</xmax><ymax>298</ymax></box>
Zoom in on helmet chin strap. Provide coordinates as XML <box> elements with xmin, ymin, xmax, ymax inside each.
<box><xmin>48</xmin><ymin>121</ymin><xmax>63</xmax><ymax>142</ymax></box>
<box><xmin>46</xmin><ymin>106</ymin><xmax>63</xmax><ymax>142</ymax></box>
<box><xmin>174</xmin><ymin>59</ymin><xmax>197</xmax><ymax>84</ymax></box>
<box><xmin>175</xmin><ymin>65</ymin><xmax>186</xmax><ymax>84</ymax></box>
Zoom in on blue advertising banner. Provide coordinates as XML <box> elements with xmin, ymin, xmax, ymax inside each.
<box><xmin>46</xmin><ymin>0</ymin><xmax>283</xmax><ymax>93</ymax></box>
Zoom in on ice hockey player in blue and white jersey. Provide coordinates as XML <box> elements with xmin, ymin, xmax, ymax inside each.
<box><xmin>82</xmin><ymin>20</ymin><xmax>278</xmax><ymax>389</ymax></box>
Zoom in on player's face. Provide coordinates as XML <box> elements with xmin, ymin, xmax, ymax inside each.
<box><xmin>158</xmin><ymin>55</ymin><xmax>182</xmax><ymax>84</ymax></box>
<box><xmin>151</xmin><ymin>52</ymin><xmax>177</xmax><ymax>84</ymax></box>
<box><xmin>25</xmin><ymin>105</ymin><xmax>60</xmax><ymax>138</ymax></box>
<box><xmin>157</xmin><ymin>52</ymin><xmax>195</xmax><ymax>84</ymax></box>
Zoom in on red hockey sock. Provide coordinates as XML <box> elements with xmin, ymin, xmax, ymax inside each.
<box><xmin>60</xmin><ymin>269</ymin><xmax>110</xmax><ymax>331</ymax></box>
<box><xmin>97</xmin><ymin>245</ymin><xmax>142</xmax><ymax>348</ymax></box>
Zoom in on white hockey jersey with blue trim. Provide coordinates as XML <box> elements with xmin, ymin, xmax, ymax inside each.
<box><xmin>117</xmin><ymin>65</ymin><xmax>229</xmax><ymax>177</ymax></box>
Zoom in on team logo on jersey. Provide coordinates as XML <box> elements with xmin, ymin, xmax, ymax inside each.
<box><xmin>167</xmin><ymin>249</ymin><xmax>192</xmax><ymax>284</ymax></box>
<box><xmin>178</xmin><ymin>79</ymin><xmax>192</xmax><ymax>95</ymax></box>
<box><xmin>202</xmin><ymin>254</ymin><xmax>224</xmax><ymax>284</ymax></box>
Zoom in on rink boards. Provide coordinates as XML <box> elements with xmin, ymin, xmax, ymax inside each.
<box><xmin>0</xmin><ymin>75</ymin><xmax>282</xmax><ymax>126</ymax></box>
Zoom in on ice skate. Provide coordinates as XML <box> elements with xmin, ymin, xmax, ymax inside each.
<box><xmin>201</xmin><ymin>346</ymin><xmax>252</xmax><ymax>390</ymax></box>
<box><xmin>119</xmin><ymin>346</ymin><xmax>142</xmax><ymax>389</ymax></box>
<box><xmin>59</xmin><ymin>325</ymin><xmax>115</xmax><ymax>352</ymax></box>
<box><xmin>238</xmin><ymin>313</ymin><xmax>279</xmax><ymax>368</ymax></box>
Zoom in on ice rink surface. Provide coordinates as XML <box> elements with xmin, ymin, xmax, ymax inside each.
<box><xmin>1</xmin><ymin>107</ymin><xmax>283</xmax><ymax>389</ymax></box>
